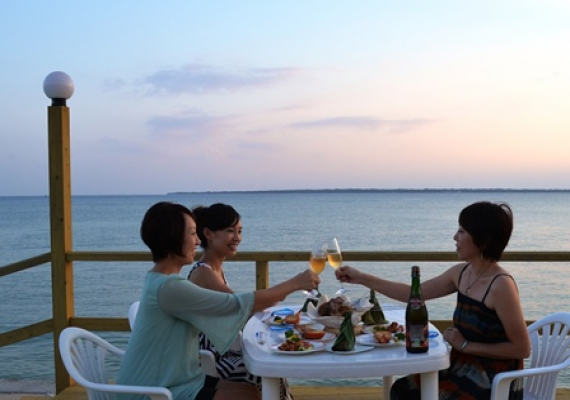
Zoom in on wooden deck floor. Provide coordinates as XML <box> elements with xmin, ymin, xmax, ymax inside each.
<box><xmin>19</xmin><ymin>385</ymin><xmax>570</xmax><ymax>400</ymax></box>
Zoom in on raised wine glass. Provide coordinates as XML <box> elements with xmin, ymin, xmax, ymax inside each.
<box><xmin>305</xmin><ymin>240</ymin><xmax>327</xmax><ymax>298</ymax></box>
<box><xmin>326</xmin><ymin>237</ymin><xmax>346</xmax><ymax>295</ymax></box>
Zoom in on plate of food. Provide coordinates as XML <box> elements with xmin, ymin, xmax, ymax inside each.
<box><xmin>271</xmin><ymin>308</ymin><xmax>295</xmax><ymax>317</ymax></box>
<box><xmin>325</xmin><ymin>344</ymin><xmax>374</xmax><ymax>355</ymax></box>
<box><xmin>306</xmin><ymin>295</ymin><xmax>371</xmax><ymax>328</ymax></box>
<box><xmin>356</xmin><ymin>332</ymin><xmax>405</xmax><ymax>347</ymax></box>
<box><xmin>280</xmin><ymin>325</ymin><xmax>336</xmax><ymax>342</ymax></box>
<box><xmin>265</xmin><ymin>313</ymin><xmax>313</xmax><ymax>326</ymax></box>
<box><xmin>270</xmin><ymin>340</ymin><xmax>326</xmax><ymax>355</ymax></box>
<box><xmin>363</xmin><ymin>321</ymin><xmax>405</xmax><ymax>335</ymax></box>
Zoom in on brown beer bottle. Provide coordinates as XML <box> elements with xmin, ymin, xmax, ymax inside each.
<box><xmin>405</xmin><ymin>266</ymin><xmax>429</xmax><ymax>353</ymax></box>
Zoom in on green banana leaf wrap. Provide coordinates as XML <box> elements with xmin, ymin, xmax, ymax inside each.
<box><xmin>361</xmin><ymin>289</ymin><xmax>389</xmax><ymax>325</ymax></box>
<box><xmin>300</xmin><ymin>289</ymin><xmax>322</xmax><ymax>312</ymax></box>
<box><xmin>331</xmin><ymin>311</ymin><xmax>355</xmax><ymax>351</ymax></box>
<box><xmin>300</xmin><ymin>297</ymin><xmax>319</xmax><ymax>313</ymax></box>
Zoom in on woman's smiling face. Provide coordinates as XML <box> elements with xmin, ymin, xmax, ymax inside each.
<box><xmin>207</xmin><ymin>220</ymin><xmax>243</xmax><ymax>257</ymax></box>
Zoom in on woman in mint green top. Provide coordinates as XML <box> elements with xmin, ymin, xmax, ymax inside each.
<box><xmin>117</xmin><ymin>202</ymin><xmax>320</xmax><ymax>400</ymax></box>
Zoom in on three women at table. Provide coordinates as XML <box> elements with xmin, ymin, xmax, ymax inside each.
<box><xmin>116</xmin><ymin>201</ymin><xmax>320</xmax><ymax>400</ymax></box>
<box><xmin>188</xmin><ymin>203</ymin><xmax>293</xmax><ymax>399</ymax></box>
<box><xmin>336</xmin><ymin>201</ymin><xmax>530</xmax><ymax>400</ymax></box>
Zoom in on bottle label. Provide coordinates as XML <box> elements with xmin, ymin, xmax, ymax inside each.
<box><xmin>407</xmin><ymin>324</ymin><xmax>428</xmax><ymax>348</ymax></box>
<box><xmin>409</xmin><ymin>298</ymin><xmax>422</xmax><ymax>310</ymax></box>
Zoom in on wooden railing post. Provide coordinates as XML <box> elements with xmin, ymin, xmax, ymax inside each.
<box><xmin>256</xmin><ymin>260</ymin><xmax>270</xmax><ymax>290</ymax></box>
<box><xmin>45</xmin><ymin>72</ymin><xmax>75</xmax><ymax>393</ymax></box>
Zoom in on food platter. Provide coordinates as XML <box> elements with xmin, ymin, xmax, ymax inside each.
<box><xmin>325</xmin><ymin>344</ymin><xmax>374</xmax><ymax>354</ymax></box>
<box><xmin>309</xmin><ymin>315</ymin><xmax>345</xmax><ymax>329</ymax></box>
<box><xmin>356</xmin><ymin>333</ymin><xmax>404</xmax><ymax>347</ymax></box>
<box><xmin>279</xmin><ymin>331</ymin><xmax>336</xmax><ymax>342</ymax></box>
<box><xmin>305</xmin><ymin>295</ymin><xmax>372</xmax><ymax>328</ymax></box>
<box><xmin>308</xmin><ymin>332</ymin><xmax>336</xmax><ymax>342</ymax></box>
<box><xmin>265</xmin><ymin>314</ymin><xmax>313</xmax><ymax>326</ymax></box>
<box><xmin>270</xmin><ymin>341</ymin><xmax>326</xmax><ymax>355</ymax></box>
<box><xmin>363</xmin><ymin>322</ymin><xmax>405</xmax><ymax>334</ymax></box>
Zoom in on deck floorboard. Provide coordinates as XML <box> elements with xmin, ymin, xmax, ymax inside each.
<box><xmin>19</xmin><ymin>385</ymin><xmax>570</xmax><ymax>400</ymax></box>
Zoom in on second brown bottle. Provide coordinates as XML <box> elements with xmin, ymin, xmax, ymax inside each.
<box><xmin>405</xmin><ymin>265</ymin><xmax>429</xmax><ymax>353</ymax></box>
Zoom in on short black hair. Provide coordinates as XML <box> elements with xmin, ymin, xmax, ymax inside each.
<box><xmin>192</xmin><ymin>203</ymin><xmax>241</xmax><ymax>249</ymax></box>
<box><xmin>140</xmin><ymin>201</ymin><xmax>195</xmax><ymax>262</ymax></box>
<box><xmin>458</xmin><ymin>201</ymin><xmax>513</xmax><ymax>261</ymax></box>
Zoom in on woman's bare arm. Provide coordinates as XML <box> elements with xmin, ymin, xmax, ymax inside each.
<box><xmin>251</xmin><ymin>269</ymin><xmax>320</xmax><ymax>312</ymax></box>
<box><xmin>335</xmin><ymin>264</ymin><xmax>460</xmax><ymax>302</ymax></box>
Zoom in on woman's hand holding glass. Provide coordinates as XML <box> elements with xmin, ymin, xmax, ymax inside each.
<box><xmin>335</xmin><ymin>265</ymin><xmax>366</xmax><ymax>286</ymax></box>
<box><xmin>326</xmin><ymin>237</ymin><xmax>346</xmax><ymax>295</ymax></box>
<box><xmin>305</xmin><ymin>241</ymin><xmax>327</xmax><ymax>298</ymax></box>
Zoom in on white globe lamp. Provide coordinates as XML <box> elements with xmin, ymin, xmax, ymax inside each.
<box><xmin>43</xmin><ymin>71</ymin><xmax>74</xmax><ymax>106</ymax></box>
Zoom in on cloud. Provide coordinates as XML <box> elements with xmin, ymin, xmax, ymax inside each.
<box><xmin>290</xmin><ymin>117</ymin><xmax>381</xmax><ymax>130</ymax></box>
<box><xmin>383</xmin><ymin>119</ymin><xmax>432</xmax><ymax>134</ymax></box>
<box><xmin>143</xmin><ymin>63</ymin><xmax>304</xmax><ymax>95</ymax></box>
<box><xmin>289</xmin><ymin>117</ymin><xmax>431</xmax><ymax>133</ymax></box>
<box><xmin>146</xmin><ymin>113</ymin><xmax>237</xmax><ymax>140</ymax></box>
<box><xmin>103</xmin><ymin>78</ymin><xmax>128</xmax><ymax>91</ymax></box>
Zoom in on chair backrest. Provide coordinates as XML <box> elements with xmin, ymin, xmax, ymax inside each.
<box><xmin>59</xmin><ymin>327</ymin><xmax>172</xmax><ymax>400</ymax></box>
<box><xmin>524</xmin><ymin>311</ymin><xmax>570</xmax><ymax>399</ymax></box>
<box><xmin>128</xmin><ymin>301</ymin><xmax>140</xmax><ymax>329</ymax></box>
<box><xmin>127</xmin><ymin>301</ymin><xmax>219</xmax><ymax>378</ymax></box>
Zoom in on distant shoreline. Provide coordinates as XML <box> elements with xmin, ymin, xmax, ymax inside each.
<box><xmin>167</xmin><ymin>188</ymin><xmax>570</xmax><ymax>195</ymax></box>
<box><xmin>2</xmin><ymin>188</ymin><xmax>570</xmax><ymax>198</ymax></box>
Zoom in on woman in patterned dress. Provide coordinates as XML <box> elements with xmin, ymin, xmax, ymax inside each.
<box><xmin>335</xmin><ymin>201</ymin><xmax>531</xmax><ymax>400</ymax></box>
<box><xmin>188</xmin><ymin>203</ymin><xmax>294</xmax><ymax>400</ymax></box>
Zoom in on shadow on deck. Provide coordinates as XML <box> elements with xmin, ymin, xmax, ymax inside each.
<box><xmin>17</xmin><ymin>385</ymin><xmax>570</xmax><ymax>400</ymax></box>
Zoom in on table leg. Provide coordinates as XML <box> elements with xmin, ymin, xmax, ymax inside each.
<box><xmin>261</xmin><ymin>377</ymin><xmax>280</xmax><ymax>400</ymax></box>
<box><xmin>383</xmin><ymin>375</ymin><xmax>394</xmax><ymax>399</ymax></box>
<box><xmin>420</xmin><ymin>371</ymin><xmax>438</xmax><ymax>400</ymax></box>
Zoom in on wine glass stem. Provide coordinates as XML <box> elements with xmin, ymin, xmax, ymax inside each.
<box><xmin>312</xmin><ymin>285</ymin><xmax>320</xmax><ymax>298</ymax></box>
<box><xmin>337</xmin><ymin>280</ymin><xmax>346</xmax><ymax>294</ymax></box>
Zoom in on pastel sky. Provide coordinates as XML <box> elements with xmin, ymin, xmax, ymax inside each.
<box><xmin>1</xmin><ymin>1</ymin><xmax>569</xmax><ymax>196</ymax></box>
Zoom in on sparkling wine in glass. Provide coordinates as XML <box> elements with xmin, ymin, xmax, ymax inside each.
<box><xmin>306</xmin><ymin>241</ymin><xmax>327</xmax><ymax>298</ymax></box>
<box><xmin>326</xmin><ymin>237</ymin><xmax>346</xmax><ymax>295</ymax></box>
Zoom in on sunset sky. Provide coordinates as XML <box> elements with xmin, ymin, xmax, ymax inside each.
<box><xmin>1</xmin><ymin>1</ymin><xmax>569</xmax><ymax>195</ymax></box>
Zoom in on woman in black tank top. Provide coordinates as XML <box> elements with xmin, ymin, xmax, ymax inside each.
<box><xmin>336</xmin><ymin>201</ymin><xmax>530</xmax><ymax>400</ymax></box>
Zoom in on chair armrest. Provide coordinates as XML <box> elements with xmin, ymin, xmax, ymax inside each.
<box><xmin>229</xmin><ymin>331</ymin><xmax>243</xmax><ymax>353</ymax></box>
<box><xmin>200</xmin><ymin>350</ymin><xmax>218</xmax><ymax>377</ymax></box>
<box><xmin>491</xmin><ymin>364</ymin><xmax>567</xmax><ymax>400</ymax></box>
<box><xmin>84</xmin><ymin>382</ymin><xmax>172</xmax><ymax>400</ymax></box>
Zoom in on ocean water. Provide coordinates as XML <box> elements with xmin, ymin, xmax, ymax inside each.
<box><xmin>1</xmin><ymin>190</ymin><xmax>570</xmax><ymax>391</ymax></box>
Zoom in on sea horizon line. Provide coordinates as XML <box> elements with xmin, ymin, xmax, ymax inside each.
<box><xmin>2</xmin><ymin>188</ymin><xmax>570</xmax><ymax>198</ymax></box>
<box><xmin>167</xmin><ymin>188</ymin><xmax>570</xmax><ymax>195</ymax></box>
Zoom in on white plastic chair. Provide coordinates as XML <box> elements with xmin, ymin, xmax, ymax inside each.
<box><xmin>59</xmin><ymin>327</ymin><xmax>172</xmax><ymax>400</ymax></box>
<box><xmin>128</xmin><ymin>301</ymin><xmax>219</xmax><ymax>377</ymax></box>
<box><xmin>490</xmin><ymin>311</ymin><xmax>570</xmax><ymax>400</ymax></box>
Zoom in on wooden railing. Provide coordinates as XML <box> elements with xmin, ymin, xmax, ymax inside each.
<box><xmin>2</xmin><ymin>250</ymin><xmax>570</xmax><ymax>393</ymax></box>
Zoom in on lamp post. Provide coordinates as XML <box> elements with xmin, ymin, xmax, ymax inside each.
<box><xmin>43</xmin><ymin>71</ymin><xmax>75</xmax><ymax>392</ymax></box>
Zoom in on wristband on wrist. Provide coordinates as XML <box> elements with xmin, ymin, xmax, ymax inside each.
<box><xmin>461</xmin><ymin>340</ymin><xmax>469</xmax><ymax>351</ymax></box>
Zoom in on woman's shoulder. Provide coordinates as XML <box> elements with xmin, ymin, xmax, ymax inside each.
<box><xmin>484</xmin><ymin>269</ymin><xmax>521</xmax><ymax>309</ymax></box>
<box><xmin>193</xmin><ymin>261</ymin><xmax>213</xmax><ymax>270</ymax></box>
<box><xmin>188</xmin><ymin>261</ymin><xmax>212</xmax><ymax>278</ymax></box>
<box><xmin>437</xmin><ymin>262</ymin><xmax>470</xmax><ymax>288</ymax></box>
<box><xmin>489</xmin><ymin>268</ymin><xmax>517</xmax><ymax>289</ymax></box>
<box><xmin>446</xmin><ymin>262</ymin><xmax>470</xmax><ymax>276</ymax></box>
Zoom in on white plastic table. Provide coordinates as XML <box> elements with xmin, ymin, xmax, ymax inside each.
<box><xmin>242</xmin><ymin>306</ymin><xmax>450</xmax><ymax>400</ymax></box>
